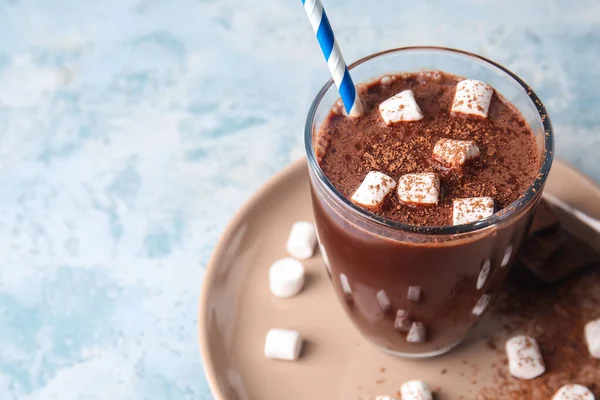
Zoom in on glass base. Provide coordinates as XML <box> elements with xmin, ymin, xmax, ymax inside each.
<box><xmin>375</xmin><ymin>338</ymin><xmax>464</xmax><ymax>359</ymax></box>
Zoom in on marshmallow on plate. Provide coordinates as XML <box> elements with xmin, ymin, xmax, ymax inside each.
<box><xmin>406</xmin><ymin>322</ymin><xmax>427</xmax><ymax>343</ymax></box>
<box><xmin>453</xmin><ymin>197</ymin><xmax>494</xmax><ymax>225</ymax></box>
<box><xmin>585</xmin><ymin>318</ymin><xmax>600</xmax><ymax>358</ymax></box>
<box><xmin>378</xmin><ymin>90</ymin><xmax>424</xmax><ymax>125</ymax></box>
<box><xmin>264</xmin><ymin>328</ymin><xmax>303</xmax><ymax>361</ymax></box>
<box><xmin>269</xmin><ymin>258</ymin><xmax>305</xmax><ymax>298</ymax></box>
<box><xmin>286</xmin><ymin>221</ymin><xmax>317</xmax><ymax>260</ymax></box>
<box><xmin>400</xmin><ymin>380</ymin><xmax>433</xmax><ymax>400</ymax></box>
<box><xmin>432</xmin><ymin>138</ymin><xmax>480</xmax><ymax>168</ymax></box>
<box><xmin>552</xmin><ymin>384</ymin><xmax>595</xmax><ymax>400</ymax></box>
<box><xmin>451</xmin><ymin>79</ymin><xmax>494</xmax><ymax>118</ymax></box>
<box><xmin>351</xmin><ymin>171</ymin><xmax>397</xmax><ymax>210</ymax></box>
<box><xmin>505</xmin><ymin>335</ymin><xmax>545</xmax><ymax>379</ymax></box>
<box><xmin>397</xmin><ymin>172</ymin><xmax>440</xmax><ymax>206</ymax></box>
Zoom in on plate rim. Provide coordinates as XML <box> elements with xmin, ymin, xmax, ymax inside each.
<box><xmin>198</xmin><ymin>158</ymin><xmax>307</xmax><ymax>400</ymax></box>
<box><xmin>198</xmin><ymin>157</ymin><xmax>599</xmax><ymax>400</ymax></box>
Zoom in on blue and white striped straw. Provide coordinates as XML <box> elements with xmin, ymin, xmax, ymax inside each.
<box><xmin>302</xmin><ymin>0</ymin><xmax>364</xmax><ymax>117</ymax></box>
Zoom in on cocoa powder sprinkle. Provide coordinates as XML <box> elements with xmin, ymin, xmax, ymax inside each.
<box><xmin>479</xmin><ymin>266</ymin><xmax>600</xmax><ymax>398</ymax></box>
<box><xmin>316</xmin><ymin>71</ymin><xmax>539</xmax><ymax>227</ymax></box>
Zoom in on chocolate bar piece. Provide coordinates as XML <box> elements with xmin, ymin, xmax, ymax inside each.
<box><xmin>519</xmin><ymin>230</ymin><xmax>568</xmax><ymax>272</ymax></box>
<box><xmin>394</xmin><ymin>309</ymin><xmax>412</xmax><ymax>332</ymax></box>
<box><xmin>528</xmin><ymin>199</ymin><xmax>560</xmax><ymax>235</ymax></box>
<box><xmin>533</xmin><ymin>233</ymin><xmax>600</xmax><ymax>283</ymax></box>
<box><xmin>516</xmin><ymin>200</ymin><xmax>600</xmax><ymax>284</ymax></box>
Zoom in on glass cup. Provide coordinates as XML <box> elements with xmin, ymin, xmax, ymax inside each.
<box><xmin>305</xmin><ymin>47</ymin><xmax>554</xmax><ymax>358</ymax></box>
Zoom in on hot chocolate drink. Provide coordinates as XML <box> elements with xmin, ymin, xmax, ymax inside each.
<box><xmin>309</xmin><ymin>66</ymin><xmax>546</xmax><ymax>356</ymax></box>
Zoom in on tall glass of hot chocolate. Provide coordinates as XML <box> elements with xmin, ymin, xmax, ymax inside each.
<box><xmin>305</xmin><ymin>47</ymin><xmax>554</xmax><ymax>358</ymax></box>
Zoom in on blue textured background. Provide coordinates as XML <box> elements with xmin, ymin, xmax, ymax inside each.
<box><xmin>1</xmin><ymin>0</ymin><xmax>599</xmax><ymax>398</ymax></box>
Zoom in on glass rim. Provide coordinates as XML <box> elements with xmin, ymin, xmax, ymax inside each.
<box><xmin>304</xmin><ymin>46</ymin><xmax>555</xmax><ymax>235</ymax></box>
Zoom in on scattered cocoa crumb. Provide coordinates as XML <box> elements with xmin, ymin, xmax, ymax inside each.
<box><xmin>479</xmin><ymin>266</ymin><xmax>600</xmax><ymax>398</ymax></box>
<box><xmin>486</xmin><ymin>337</ymin><xmax>497</xmax><ymax>351</ymax></box>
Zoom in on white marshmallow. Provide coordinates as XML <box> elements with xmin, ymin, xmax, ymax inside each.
<box><xmin>453</xmin><ymin>197</ymin><xmax>494</xmax><ymax>225</ymax></box>
<box><xmin>585</xmin><ymin>318</ymin><xmax>600</xmax><ymax>359</ymax></box>
<box><xmin>553</xmin><ymin>384</ymin><xmax>595</xmax><ymax>400</ymax></box>
<box><xmin>378</xmin><ymin>90</ymin><xmax>424</xmax><ymax>125</ymax></box>
<box><xmin>315</xmin><ymin>229</ymin><xmax>331</xmax><ymax>273</ymax></box>
<box><xmin>264</xmin><ymin>329</ymin><xmax>303</xmax><ymax>361</ymax></box>
<box><xmin>375</xmin><ymin>397</ymin><xmax>396</xmax><ymax>400</ymax></box>
<box><xmin>340</xmin><ymin>273</ymin><xmax>352</xmax><ymax>295</ymax></box>
<box><xmin>340</xmin><ymin>273</ymin><xmax>353</xmax><ymax>304</ymax></box>
<box><xmin>320</xmin><ymin>243</ymin><xmax>331</xmax><ymax>274</ymax></box>
<box><xmin>286</xmin><ymin>221</ymin><xmax>317</xmax><ymax>260</ymax></box>
<box><xmin>501</xmin><ymin>243</ymin><xmax>513</xmax><ymax>267</ymax></box>
<box><xmin>552</xmin><ymin>384</ymin><xmax>595</xmax><ymax>400</ymax></box>
<box><xmin>432</xmin><ymin>138</ymin><xmax>480</xmax><ymax>168</ymax></box>
<box><xmin>406</xmin><ymin>322</ymin><xmax>426</xmax><ymax>343</ymax></box>
<box><xmin>376</xmin><ymin>289</ymin><xmax>391</xmax><ymax>312</ymax></box>
<box><xmin>351</xmin><ymin>171</ymin><xmax>397</xmax><ymax>210</ymax></box>
<box><xmin>380</xmin><ymin>75</ymin><xmax>393</xmax><ymax>85</ymax></box>
<box><xmin>397</xmin><ymin>172</ymin><xmax>440</xmax><ymax>206</ymax></box>
<box><xmin>505</xmin><ymin>335</ymin><xmax>545</xmax><ymax>380</ymax></box>
<box><xmin>472</xmin><ymin>294</ymin><xmax>491</xmax><ymax>316</ymax></box>
<box><xmin>395</xmin><ymin>309</ymin><xmax>412</xmax><ymax>332</ymax></box>
<box><xmin>269</xmin><ymin>258</ymin><xmax>305</xmax><ymax>298</ymax></box>
<box><xmin>400</xmin><ymin>380</ymin><xmax>433</xmax><ymax>400</ymax></box>
<box><xmin>407</xmin><ymin>286</ymin><xmax>421</xmax><ymax>302</ymax></box>
<box><xmin>451</xmin><ymin>79</ymin><xmax>494</xmax><ymax>118</ymax></box>
<box><xmin>477</xmin><ymin>259</ymin><xmax>491</xmax><ymax>290</ymax></box>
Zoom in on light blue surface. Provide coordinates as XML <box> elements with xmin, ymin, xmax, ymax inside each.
<box><xmin>1</xmin><ymin>0</ymin><xmax>599</xmax><ymax>398</ymax></box>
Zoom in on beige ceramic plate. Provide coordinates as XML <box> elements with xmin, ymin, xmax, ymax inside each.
<box><xmin>199</xmin><ymin>158</ymin><xmax>600</xmax><ymax>400</ymax></box>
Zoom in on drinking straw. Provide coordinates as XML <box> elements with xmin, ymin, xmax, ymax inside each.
<box><xmin>301</xmin><ymin>0</ymin><xmax>364</xmax><ymax>117</ymax></box>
